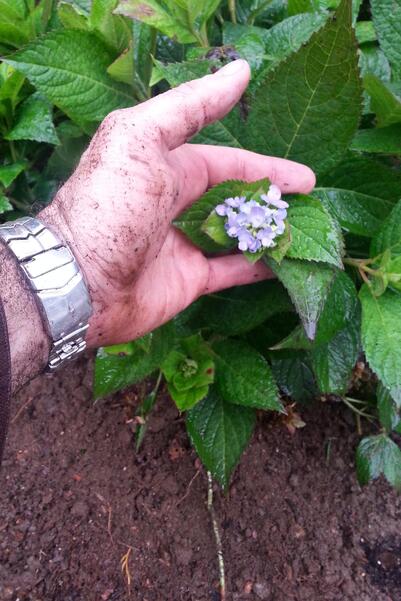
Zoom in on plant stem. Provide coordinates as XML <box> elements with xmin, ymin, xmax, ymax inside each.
<box><xmin>342</xmin><ymin>397</ymin><xmax>374</xmax><ymax>421</ymax></box>
<box><xmin>228</xmin><ymin>0</ymin><xmax>237</xmax><ymax>24</ymax></box>
<box><xmin>207</xmin><ymin>472</ymin><xmax>226</xmax><ymax>601</ymax></box>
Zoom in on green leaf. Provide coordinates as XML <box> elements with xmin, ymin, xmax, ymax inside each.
<box><xmin>351</xmin><ymin>125</ymin><xmax>401</xmax><ymax>155</ymax></box>
<box><xmin>270</xmin><ymin>350</ymin><xmax>317</xmax><ymax>403</ymax></box>
<box><xmin>115</xmin><ymin>0</ymin><xmax>196</xmax><ymax>44</ymax></box>
<box><xmin>90</xmin><ymin>0</ymin><xmax>131</xmax><ymax>53</ymax></box>
<box><xmin>371</xmin><ymin>200</ymin><xmax>401</xmax><ymax>258</ymax></box>
<box><xmin>94</xmin><ymin>323</ymin><xmax>174</xmax><ymax>397</ymax></box>
<box><xmin>371</xmin><ymin>0</ymin><xmax>401</xmax><ymax>79</ymax></box>
<box><xmin>223</xmin><ymin>13</ymin><xmax>328</xmax><ymax>72</ymax></box>
<box><xmin>356</xmin><ymin>21</ymin><xmax>377</xmax><ymax>45</ymax></box>
<box><xmin>363</xmin><ymin>75</ymin><xmax>401</xmax><ymax>127</ymax></box>
<box><xmin>168</xmin><ymin>384</ymin><xmax>209</xmax><ymax>411</ymax></box>
<box><xmin>6</xmin><ymin>92</ymin><xmax>59</xmax><ymax>145</ymax></box>
<box><xmin>314</xmin><ymin>271</ymin><xmax>359</xmax><ymax>344</ymax></box>
<box><xmin>310</xmin><ymin>315</ymin><xmax>360</xmax><ymax>394</ymax></box>
<box><xmin>0</xmin><ymin>194</ymin><xmax>12</xmax><ymax>214</ymax></box>
<box><xmin>5</xmin><ymin>30</ymin><xmax>133</xmax><ymax>125</ymax></box>
<box><xmin>265</xmin><ymin>258</ymin><xmax>335</xmax><ymax>340</ymax></box>
<box><xmin>152</xmin><ymin>57</ymin><xmax>216</xmax><ymax>87</ymax></box>
<box><xmin>58</xmin><ymin>1</ymin><xmax>89</xmax><ymax>29</ymax></box>
<box><xmin>0</xmin><ymin>0</ymin><xmax>33</xmax><ymax>48</ymax></box>
<box><xmin>319</xmin><ymin>154</ymin><xmax>401</xmax><ymax>202</ymax></box>
<box><xmin>212</xmin><ymin>339</ymin><xmax>282</xmax><ymax>411</ymax></box>
<box><xmin>311</xmin><ymin>188</ymin><xmax>395</xmax><ymax>238</ymax></box>
<box><xmin>0</xmin><ymin>161</ymin><xmax>26</xmax><ymax>188</ymax></box>
<box><xmin>360</xmin><ymin>284</ymin><xmax>401</xmax><ymax>405</ymax></box>
<box><xmin>186</xmin><ymin>387</ymin><xmax>256</xmax><ymax>490</ymax></box>
<box><xmin>133</xmin><ymin>21</ymin><xmax>156</xmax><ymax>94</ymax></box>
<box><xmin>186</xmin><ymin>280</ymin><xmax>293</xmax><ymax>336</ymax></box>
<box><xmin>286</xmin><ymin>195</ymin><xmax>343</xmax><ymax>267</ymax></box>
<box><xmin>377</xmin><ymin>383</ymin><xmax>401</xmax><ymax>433</ymax></box>
<box><xmin>107</xmin><ymin>45</ymin><xmax>134</xmax><ymax>85</ymax></box>
<box><xmin>272</xmin><ymin>270</ymin><xmax>359</xmax><ymax>350</ymax></box>
<box><xmin>356</xmin><ymin>434</ymin><xmax>401</xmax><ymax>489</ymax></box>
<box><xmin>245</xmin><ymin>0</ymin><xmax>362</xmax><ymax>176</ymax></box>
<box><xmin>201</xmin><ymin>211</ymin><xmax>235</xmax><ymax>248</ymax></box>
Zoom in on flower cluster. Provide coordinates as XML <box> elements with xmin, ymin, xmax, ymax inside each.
<box><xmin>215</xmin><ymin>184</ymin><xmax>289</xmax><ymax>253</ymax></box>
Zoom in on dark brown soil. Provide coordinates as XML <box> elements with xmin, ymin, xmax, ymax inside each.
<box><xmin>1</xmin><ymin>358</ymin><xmax>401</xmax><ymax>601</ymax></box>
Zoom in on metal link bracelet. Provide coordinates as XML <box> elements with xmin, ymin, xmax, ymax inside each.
<box><xmin>0</xmin><ymin>216</ymin><xmax>92</xmax><ymax>371</ymax></box>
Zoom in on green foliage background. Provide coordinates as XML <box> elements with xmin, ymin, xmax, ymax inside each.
<box><xmin>2</xmin><ymin>0</ymin><xmax>401</xmax><ymax>490</ymax></box>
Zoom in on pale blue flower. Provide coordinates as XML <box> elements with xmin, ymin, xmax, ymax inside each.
<box><xmin>215</xmin><ymin>184</ymin><xmax>287</xmax><ymax>253</ymax></box>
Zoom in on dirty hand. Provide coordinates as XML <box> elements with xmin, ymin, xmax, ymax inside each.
<box><xmin>41</xmin><ymin>59</ymin><xmax>315</xmax><ymax>348</ymax></box>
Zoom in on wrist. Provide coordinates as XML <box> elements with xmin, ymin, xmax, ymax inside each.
<box><xmin>0</xmin><ymin>243</ymin><xmax>50</xmax><ymax>393</ymax></box>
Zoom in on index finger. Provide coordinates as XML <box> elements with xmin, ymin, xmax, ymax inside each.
<box><xmin>171</xmin><ymin>144</ymin><xmax>316</xmax><ymax>216</ymax></box>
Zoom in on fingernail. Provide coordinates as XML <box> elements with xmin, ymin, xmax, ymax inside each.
<box><xmin>216</xmin><ymin>59</ymin><xmax>248</xmax><ymax>77</ymax></box>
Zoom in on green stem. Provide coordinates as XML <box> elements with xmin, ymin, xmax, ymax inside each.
<box><xmin>228</xmin><ymin>0</ymin><xmax>237</xmax><ymax>24</ymax></box>
<box><xmin>9</xmin><ymin>141</ymin><xmax>17</xmax><ymax>163</ymax></box>
<box><xmin>342</xmin><ymin>397</ymin><xmax>374</xmax><ymax>421</ymax></box>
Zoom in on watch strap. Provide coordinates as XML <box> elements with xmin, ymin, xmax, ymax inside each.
<box><xmin>0</xmin><ymin>217</ymin><xmax>92</xmax><ymax>371</ymax></box>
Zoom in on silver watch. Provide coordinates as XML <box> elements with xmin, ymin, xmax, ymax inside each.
<box><xmin>0</xmin><ymin>216</ymin><xmax>92</xmax><ymax>371</ymax></box>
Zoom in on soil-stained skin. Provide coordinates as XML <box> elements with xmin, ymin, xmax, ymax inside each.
<box><xmin>1</xmin><ymin>360</ymin><xmax>401</xmax><ymax>601</ymax></box>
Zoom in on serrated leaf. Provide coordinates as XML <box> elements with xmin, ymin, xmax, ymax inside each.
<box><xmin>0</xmin><ymin>161</ymin><xmax>26</xmax><ymax>187</ymax></box>
<box><xmin>286</xmin><ymin>195</ymin><xmax>343</xmax><ymax>267</ymax></box>
<box><xmin>186</xmin><ymin>387</ymin><xmax>256</xmax><ymax>490</ymax></box>
<box><xmin>212</xmin><ymin>339</ymin><xmax>282</xmax><ymax>411</ymax></box>
<box><xmin>311</xmin><ymin>187</ymin><xmax>395</xmax><ymax>238</ymax></box>
<box><xmin>360</xmin><ymin>284</ymin><xmax>401</xmax><ymax>406</ymax></box>
<box><xmin>310</xmin><ymin>315</ymin><xmax>360</xmax><ymax>394</ymax></box>
<box><xmin>94</xmin><ymin>323</ymin><xmax>174</xmax><ymax>397</ymax></box>
<box><xmin>377</xmin><ymin>383</ymin><xmax>401</xmax><ymax>433</ymax></box>
<box><xmin>186</xmin><ymin>280</ymin><xmax>293</xmax><ymax>336</ymax></box>
<box><xmin>356</xmin><ymin>434</ymin><xmax>401</xmax><ymax>489</ymax></box>
<box><xmin>371</xmin><ymin>200</ymin><xmax>401</xmax><ymax>258</ymax></box>
<box><xmin>223</xmin><ymin>14</ymin><xmax>328</xmax><ymax>71</ymax></box>
<box><xmin>270</xmin><ymin>350</ymin><xmax>317</xmax><ymax>403</ymax></box>
<box><xmin>319</xmin><ymin>154</ymin><xmax>401</xmax><ymax>202</ymax></box>
<box><xmin>351</xmin><ymin>125</ymin><xmax>401</xmax><ymax>155</ymax></box>
<box><xmin>265</xmin><ymin>258</ymin><xmax>335</xmax><ymax>340</ymax></box>
<box><xmin>274</xmin><ymin>270</ymin><xmax>359</xmax><ymax>349</ymax></box>
<box><xmin>5</xmin><ymin>30</ymin><xmax>133</xmax><ymax>125</ymax></box>
<box><xmin>371</xmin><ymin>0</ymin><xmax>401</xmax><ymax>79</ymax></box>
<box><xmin>245</xmin><ymin>0</ymin><xmax>362</xmax><ymax>175</ymax></box>
<box><xmin>6</xmin><ymin>92</ymin><xmax>59</xmax><ymax>145</ymax></box>
<box><xmin>363</xmin><ymin>75</ymin><xmax>401</xmax><ymax>127</ymax></box>
<box><xmin>0</xmin><ymin>194</ymin><xmax>12</xmax><ymax>214</ymax></box>
<box><xmin>359</xmin><ymin>47</ymin><xmax>391</xmax><ymax>114</ymax></box>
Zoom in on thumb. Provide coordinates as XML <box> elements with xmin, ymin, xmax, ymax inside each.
<box><xmin>135</xmin><ymin>59</ymin><xmax>251</xmax><ymax>150</ymax></box>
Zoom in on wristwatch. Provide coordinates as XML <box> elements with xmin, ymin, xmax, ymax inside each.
<box><xmin>0</xmin><ymin>216</ymin><xmax>92</xmax><ymax>371</ymax></box>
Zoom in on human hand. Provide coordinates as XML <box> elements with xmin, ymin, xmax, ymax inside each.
<box><xmin>40</xmin><ymin>59</ymin><xmax>315</xmax><ymax>348</ymax></box>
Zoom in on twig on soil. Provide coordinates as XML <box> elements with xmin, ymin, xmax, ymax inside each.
<box><xmin>176</xmin><ymin>469</ymin><xmax>200</xmax><ymax>507</ymax></box>
<box><xmin>207</xmin><ymin>471</ymin><xmax>226</xmax><ymax>601</ymax></box>
<box><xmin>11</xmin><ymin>396</ymin><xmax>33</xmax><ymax>423</ymax></box>
<box><xmin>121</xmin><ymin>546</ymin><xmax>133</xmax><ymax>597</ymax></box>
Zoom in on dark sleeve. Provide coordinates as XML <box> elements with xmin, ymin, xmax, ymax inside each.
<box><xmin>0</xmin><ymin>296</ymin><xmax>11</xmax><ymax>465</ymax></box>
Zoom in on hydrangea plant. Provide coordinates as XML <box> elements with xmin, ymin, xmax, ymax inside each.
<box><xmin>1</xmin><ymin>0</ymin><xmax>401</xmax><ymax>492</ymax></box>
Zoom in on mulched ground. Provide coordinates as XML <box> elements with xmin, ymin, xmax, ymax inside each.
<box><xmin>0</xmin><ymin>357</ymin><xmax>400</xmax><ymax>601</ymax></box>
